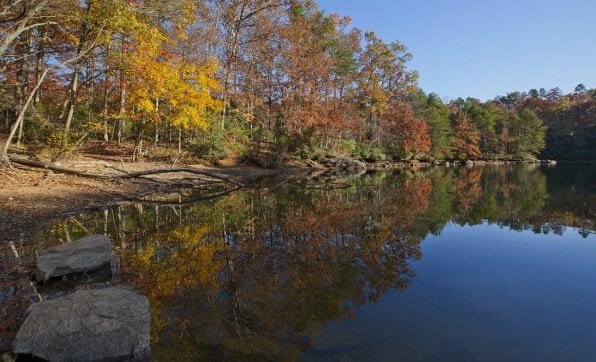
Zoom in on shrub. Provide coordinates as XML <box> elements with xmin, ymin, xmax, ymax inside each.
<box><xmin>341</xmin><ymin>139</ymin><xmax>386</xmax><ymax>162</ymax></box>
<box><xmin>294</xmin><ymin>144</ymin><xmax>326</xmax><ymax>160</ymax></box>
<box><xmin>188</xmin><ymin>128</ymin><xmax>230</xmax><ymax>162</ymax></box>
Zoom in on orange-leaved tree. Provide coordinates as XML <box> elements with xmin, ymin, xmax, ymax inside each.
<box><xmin>453</xmin><ymin>111</ymin><xmax>481</xmax><ymax>159</ymax></box>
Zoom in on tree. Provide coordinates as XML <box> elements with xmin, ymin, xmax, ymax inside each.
<box><xmin>457</xmin><ymin>98</ymin><xmax>504</xmax><ymax>157</ymax></box>
<box><xmin>411</xmin><ymin>91</ymin><xmax>453</xmax><ymax>159</ymax></box>
<box><xmin>357</xmin><ymin>32</ymin><xmax>418</xmax><ymax>146</ymax></box>
<box><xmin>453</xmin><ymin>112</ymin><xmax>481</xmax><ymax>160</ymax></box>
<box><xmin>123</xmin><ymin>19</ymin><xmax>222</xmax><ymax>156</ymax></box>
<box><xmin>546</xmin><ymin>87</ymin><xmax>563</xmax><ymax>101</ymax></box>
<box><xmin>508</xmin><ymin>108</ymin><xmax>546</xmax><ymax>156</ymax></box>
<box><xmin>575</xmin><ymin>83</ymin><xmax>587</xmax><ymax>94</ymax></box>
<box><xmin>215</xmin><ymin>0</ymin><xmax>289</xmax><ymax>130</ymax></box>
<box><xmin>1</xmin><ymin>0</ymin><xmax>106</xmax><ymax>164</ymax></box>
<box><xmin>381</xmin><ymin>103</ymin><xmax>431</xmax><ymax>159</ymax></box>
<box><xmin>0</xmin><ymin>0</ymin><xmax>56</xmax><ymax>58</ymax></box>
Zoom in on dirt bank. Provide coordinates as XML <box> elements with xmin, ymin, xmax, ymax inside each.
<box><xmin>0</xmin><ymin>156</ymin><xmax>307</xmax><ymax>244</ymax></box>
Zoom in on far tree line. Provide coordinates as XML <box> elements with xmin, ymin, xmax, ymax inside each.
<box><xmin>1</xmin><ymin>0</ymin><xmax>594</xmax><ymax>165</ymax></box>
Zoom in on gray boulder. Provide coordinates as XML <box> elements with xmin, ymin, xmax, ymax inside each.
<box><xmin>339</xmin><ymin>157</ymin><xmax>367</xmax><ymax>171</ymax></box>
<box><xmin>36</xmin><ymin>235</ymin><xmax>112</xmax><ymax>283</ymax></box>
<box><xmin>12</xmin><ymin>286</ymin><xmax>150</xmax><ymax>361</ymax></box>
<box><xmin>320</xmin><ymin>157</ymin><xmax>366</xmax><ymax>171</ymax></box>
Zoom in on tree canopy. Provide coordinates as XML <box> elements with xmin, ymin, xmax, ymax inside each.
<box><xmin>1</xmin><ymin>1</ymin><xmax>594</xmax><ymax>163</ymax></box>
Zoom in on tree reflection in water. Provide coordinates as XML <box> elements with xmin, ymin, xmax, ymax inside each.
<box><xmin>42</xmin><ymin>164</ymin><xmax>595</xmax><ymax>360</ymax></box>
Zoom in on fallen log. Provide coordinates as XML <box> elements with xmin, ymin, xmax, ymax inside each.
<box><xmin>111</xmin><ymin>167</ymin><xmax>245</xmax><ymax>187</ymax></box>
<box><xmin>9</xmin><ymin>156</ymin><xmax>106</xmax><ymax>178</ymax></box>
<box><xmin>8</xmin><ymin>156</ymin><xmax>246</xmax><ymax>188</ymax></box>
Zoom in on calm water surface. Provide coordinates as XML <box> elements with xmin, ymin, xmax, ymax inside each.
<box><xmin>36</xmin><ymin>164</ymin><xmax>596</xmax><ymax>361</ymax></box>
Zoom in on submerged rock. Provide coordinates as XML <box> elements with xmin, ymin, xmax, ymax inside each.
<box><xmin>36</xmin><ymin>235</ymin><xmax>112</xmax><ymax>283</ymax></box>
<box><xmin>12</xmin><ymin>286</ymin><xmax>150</xmax><ymax>361</ymax></box>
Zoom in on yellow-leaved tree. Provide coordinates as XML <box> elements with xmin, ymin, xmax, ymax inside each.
<box><xmin>111</xmin><ymin>1</ymin><xmax>222</xmax><ymax>159</ymax></box>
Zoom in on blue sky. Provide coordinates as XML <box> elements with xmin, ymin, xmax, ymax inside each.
<box><xmin>316</xmin><ymin>0</ymin><xmax>596</xmax><ymax>100</ymax></box>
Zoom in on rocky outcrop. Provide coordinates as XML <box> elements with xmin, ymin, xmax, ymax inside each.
<box><xmin>36</xmin><ymin>235</ymin><xmax>112</xmax><ymax>283</ymax></box>
<box><xmin>319</xmin><ymin>157</ymin><xmax>367</xmax><ymax>172</ymax></box>
<box><xmin>12</xmin><ymin>286</ymin><xmax>150</xmax><ymax>361</ymax></box>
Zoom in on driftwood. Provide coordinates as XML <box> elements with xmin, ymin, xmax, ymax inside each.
<box><xmin>8</xmin><ymin>156</ymin><xmax>246</xmax><ymax>188</ymax></box>
<box><xmin>10</xmin><ymin>157</ymin><xmax>106</xmax><ymax>178</ymax></box>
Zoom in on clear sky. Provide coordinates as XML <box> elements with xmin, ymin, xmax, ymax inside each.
<box><xmin>316</xmin><ymin>0</ymin><xmax>596</xmax><ymax>101</ymax></box>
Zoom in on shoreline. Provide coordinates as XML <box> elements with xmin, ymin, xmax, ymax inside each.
<box><xmin>0</xmin><ymin>155</ymin><xmax>570</xmax><ymax>244</ymax></box>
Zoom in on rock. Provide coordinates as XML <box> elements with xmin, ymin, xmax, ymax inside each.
<box><xmin>12</xmin><ymin>286</ymin><xmax>150</xmax><ymax>361</ymax></box>
<box><xmin>465</xmin><ymin>160</ymin><xmax>474</xmax><ymax>167</ymax></box>
<box><xmin>320</xmin><ymin>157</ymin><xmax>366</xmax><ymax>172</ymax></box>
<box><xmin>338</xmin><ymin>157</ymin><xmax>366</xmax><ymax>171</ymax></box>
<box><xmin>375</xmin><ymin>161</ymin><xmax>392</xmax><ymax>169</ymax></box>
<box><xmin>36</xmin><ymin>235</ymin><xmax>112</xmax><ymax>283</ymax></box>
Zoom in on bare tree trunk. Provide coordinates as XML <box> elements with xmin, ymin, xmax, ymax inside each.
<box><xmin>34</xmin><ymin>28</ymin><xmax>45</xmax><ymax>105</ymax></box>
<box><xmin>17</xmin><ymin>115</ymin><xmax>24</xmax><ymax>146</ymax></box>
<box><xmin>17</xmin><ymin>31</ymin><xmax>32</xmax><ymax>147</ymax></box>
<box><xmin>87</xmin><ymin>57</ymin><xmax>95</xmax><ymax>123</ymax></box>
<box><xmin>2</xmin><ymin>67</ymin><xmax>50</xmax><ymax>164</ymax></box>
<box><xmin>15</xmin><ymin>85</ymin><xmax>24</xmax><ymax>146</ymax></box>
<box><xmin>61</xmin><ymin>65</ymin><xmax>81</xmax><ymax>140</ymax></box>
<box><xmin>2</xmin><ymin>28</ymin><xmax>104</xmax><ymax>164</ymax></box>
<box><xmin>153</xmin><ymin>97</ymin><xmax>159</xmax><ymax>146</ymax></box>
<box><xmin>60</xmin><ymin>1</ymin><xmax>94</xmax><ymax>143</ymax></box>
<box><xmin>178</xmin><ymin>125</ymin><xmax>182</xmax><ymax>154</ymax></box>
<box><xmin>103</xmin><ymin>78</ymin><xmax>110</xmax><ymax>141</ymax></box>
<box><xmin>117</xmin><ymin>70</ymin><xmax>126</xmax><ymax>144</ymax></box>
<box><xmin>132</xmin><ymin>121</ymin><xmax>144</xmax><ymax>162</ymax></box>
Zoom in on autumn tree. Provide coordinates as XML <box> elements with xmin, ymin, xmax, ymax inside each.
<box><xmin>1</xmin><ymin>0</ymin><xmax>587</xmax><ymax>165</ymax></box>
<box><xmin>453</xmin><ymin>111</ymin><xmax>481</xmax><ymax>160</ymax></box>
<box><xmin>411</xmin><ymin>91</ymin><xmax>453</xmax><ymax>159</ymax></box>
<box><xmin>357</xmin><ymin>32</ymin><xmax>418</xmax><ymax>146</ymax></box>
<box><xmin>1</xmin><ymin>0</ymin><xmax>106</xmax><ymax>163</ymax></box>
<box><xmin>381</xmin><ymin>103</ymin><xmax>431</xmax><ymax>159</ymax></box>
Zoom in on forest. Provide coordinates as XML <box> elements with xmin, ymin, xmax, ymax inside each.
<box><xmin>1</xmin><ymin>0</ymin><xmax>595</xmax><ymax>167</ymax></box>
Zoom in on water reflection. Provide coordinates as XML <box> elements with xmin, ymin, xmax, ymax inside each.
<box><xmin>41</xmin><ymin>164</ymin><xmax>595</xmax><ymax>360</ymax></box>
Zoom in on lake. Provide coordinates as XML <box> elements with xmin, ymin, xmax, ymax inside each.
<box><xmin>31</xmin><ymin>164</ymin><xmax>596</xmax><ymax>361</ymax></box>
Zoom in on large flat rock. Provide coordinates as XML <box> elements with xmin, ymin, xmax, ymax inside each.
<box><xmin>36</xmin><ymin>235</ymin><xmax>112</xmax><ymax>283</ymax></box>
<box><xmin>12</xmin><ymin>286</ymin><xmax>150</xmax><ymax>361</ymax></box>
